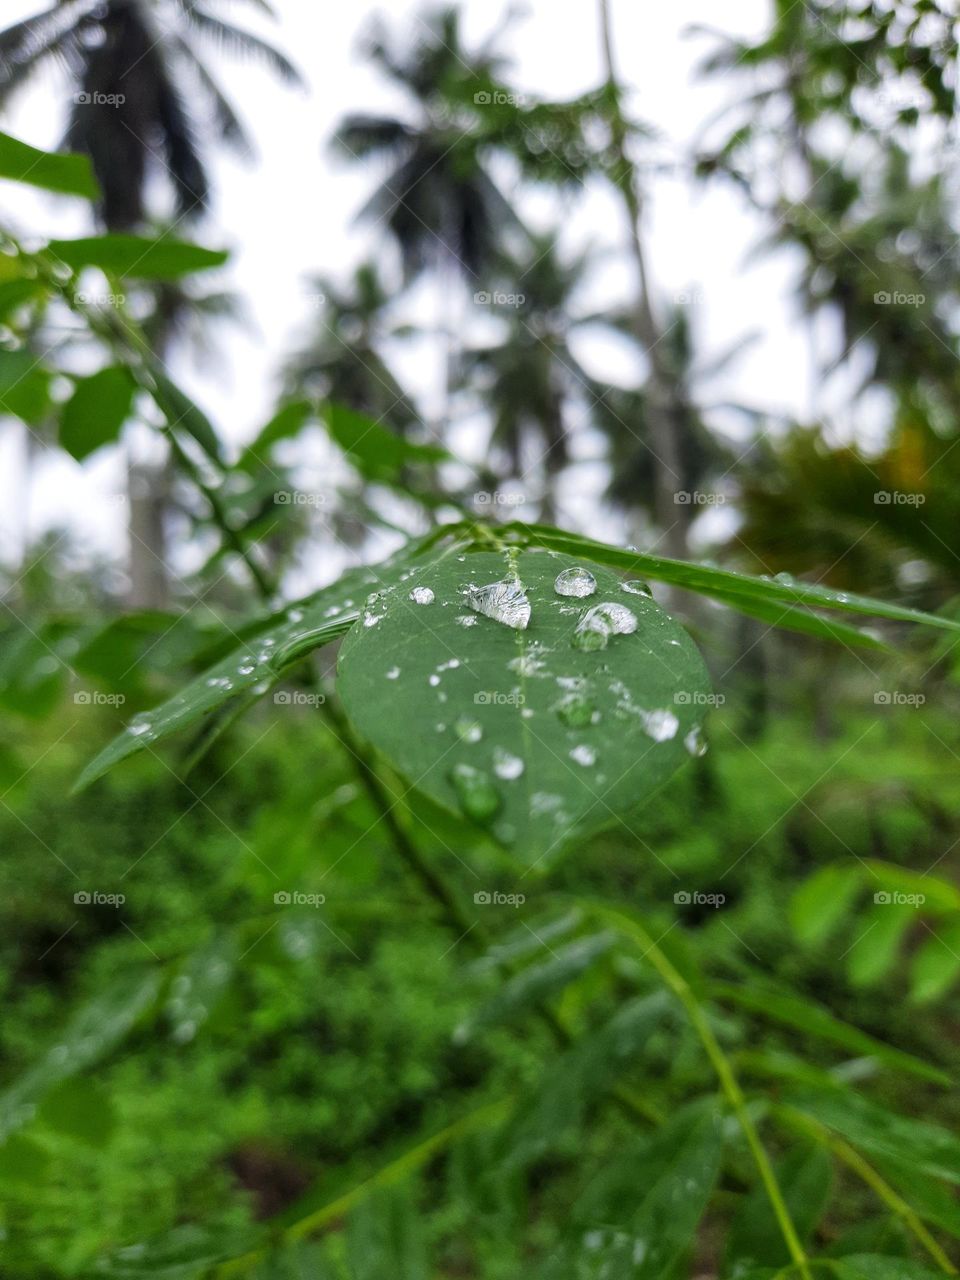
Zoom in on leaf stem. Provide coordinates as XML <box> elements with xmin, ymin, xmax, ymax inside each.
<box><xmin>590</xmin><ymin>902</ymin><xmax>813</xmax><ymax>1280</ymax></box>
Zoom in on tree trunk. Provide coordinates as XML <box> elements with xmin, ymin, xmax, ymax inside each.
<box><xmin>598</xmin><ymin>0</ymin><xmax>689</xmax><ymax>560</ymax></box>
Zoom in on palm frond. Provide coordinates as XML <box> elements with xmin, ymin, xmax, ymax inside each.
<box><xmin>182</xmin><ymin>9</ymin><xmax>304</xmax><ymax>87</ymax></box>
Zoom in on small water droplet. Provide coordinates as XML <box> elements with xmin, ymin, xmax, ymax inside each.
<box><xmin>508</xmin><ymin>653</ymin><xmax>544</xmax><ymax>676</ymax></box>
<box><xmin>554</xmin><ymin>692</ymin><xmax>596</xmax><ymax>728</ymax></box>
<box><xmin>492</xmin><ymin>747</ymin><xmax>524</xmax><ymax>780</ymax></box>
<box><xmin>621</xmin><ymin>579</ymin><xmax>652</xmax><ymax>596</ymax></box>
<box><xmin>385</xmin><ymin>666</ymin><xmax>400</xmax><ymax>680</ymax></box>
<box><xmin>455</xmin><ymin>614</ymin><xmax>478</xmax><ymax>627</ymax></box>
<box><xmin>572</xmin><ymin>602</ymin><xmax>638</xmax><ymax>650</ymax></box>
<box><xmin>129</xmin><ymin>719</ymin><xmax>152</xmax><ymax>737</ymax></box>
<box><xmin>454</xmin><ymin>717</ymin><xmax>483</xmax><ymax>744</ymax></box>
<box><xmin>363</xmin><ymin>613</ymin><xmax>381</xmax><ymax>628</ymax></box>
<box><xmin>554</xmin><ymin>567</ymin><xmax>597</xmax><ymax>598</ymax></box>
<box><xmin>288</xmin><ymin>609</ymin><xmax>304</xmax><ymax>623</ymax></box>
<box><xmin>450</xmin><ymin>763</ymin><xmax>501</xmax><ymax>823</ymax></box>
<box><xmin>467</xmin><ymin>579</ymin><xmax>531</xmax><ymax>630</ymax></box>
<box><xmin>238</xmin><ymin>663</ymin><xmax>255</xmax><ymax>676</ymax></box>
<box><xmin>409</xmin><ymin>586</ymin><xmax>435</xmax><ymax>605</ymax></box>
<box><xmin>428</xmin><ymin>674</ymin><xmax>441</xmax><ymax>687</ymax></box>
<box><xmin>570</xmin><ymin>744</ymin><xmax>596</xmax><ymax>766</ymax></box>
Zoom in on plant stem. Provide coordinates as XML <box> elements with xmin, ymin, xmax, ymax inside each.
<box><xmin>776</xmin><ymin>1104</ymin><xmax>957</xmax><ymax>1275</ymax></box>
<box><xmin>590</xmin><ymin>902</ymin><xmax>813</xmax><ymax>1280</ymax></box>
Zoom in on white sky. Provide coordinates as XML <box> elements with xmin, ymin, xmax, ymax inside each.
<box><xmin>0</xmin><ymin>0</ymin><xmax>846</xmax><ymax>579</ymax></box>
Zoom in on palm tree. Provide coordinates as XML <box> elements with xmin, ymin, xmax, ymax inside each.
<box><xmin>0</xmin><ymin>0</ymin><xmax>302</xmax><ymax>229</ymax></box>
<box><xmin>331</xmin><ymin>6</ymin><xmax>520</xmax><ymax>283</ymax></box>
<box><xmin>282</xmin><ymin>262</ymin><xmax>419</xmax><ymax>435</ymax></box>
<box><xmin>0</xmin><ymin>0</ymin><xmax>302</xmax><ymax>606</ymax></box>
<box><xmin>458</xmin><ymin>234</ymin><xmax>601</xmax><ymax>519</ymax></box>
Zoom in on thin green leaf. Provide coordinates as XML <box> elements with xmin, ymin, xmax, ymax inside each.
<box><xmin>0</xmin><ymin>130</ymin><xmax>99</xmax><ymax>199</ymax></box>
<box><xmin>47</xmin><ymin>234</ymin><xmax>228</xmax><ymax>280</ymax></box>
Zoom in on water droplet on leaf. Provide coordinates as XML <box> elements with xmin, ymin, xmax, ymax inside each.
<box><xmin>554</xmin><ymin>566</ymin><xmax>597</xmax><ymax>598</ymax></box>
<box><xmin>450</xmin><ymin>763</ymin><xmax>501</xmax><ymax>823</ymax></box>
<box><xmin>467</xmin><ymin>579</ymin><xmax>531</xmax><ymax>630</ymax></box>
<box><xmin>621</xmin><ymin>579</ymin><xmax>652</xmax><ymax>596</ymax></box>
<box><xmin>492</xmin><ymin>747</ymin><xmax>524</xmax><ymax>779</ymax></box>
<box><xmin>409</xmin><ymin>587</ymin><xmax>435</xmax><ymax>605</ymax></box>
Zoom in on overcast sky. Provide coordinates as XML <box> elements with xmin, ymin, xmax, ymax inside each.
<box><xmin>0</xmin><ymin>0</ymin><xmax>852</xmax><ymax>578</ymax></box>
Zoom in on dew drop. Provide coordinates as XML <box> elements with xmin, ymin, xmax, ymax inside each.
<box><xmin>642</xmin><ymin>709</ymin><xmax>679</xmax><ymax>742</ymax></box>
<box><xmin>570</xmin><ymin>744</ymin><xmax>596</xmax><ymax>766</ymax></box>
<box><xmin>554</xmin><ymin>692</ymin><xmax>596</xmax><ymax>728</ymax></box>
<box><xmin>409</xmin><ymin>586</ymin><xmax>435</xmax><ymax>605</ymax></box>
<box><xmin>238</xmin><ymin>663</ymin><xmax>255</xmax><ymax>676</ymax></box>
<box><xmin>572</xmin><ymin>602</ymin><xmax>637</xmax><ymax>651</ymax></box>
<box><xmin>454</xmin><ymin>716</ymin><xmax>483</xmax><ymax>744</ymax></box>
<box><xmin>554</xmin><ymin>566</ymin><xmax>597</xmax><ymax>598</ymax></box>
<box><xmin>684</xmin><ymin>726</ymin><xmax>708</xmax><ymax>757</ymax></box>
<box><xmin>428</xmin><ymin>674</ymin><xmax>441</xmax><ymax>687</ymax></box>
<box><xmin>455</xmin><ymin>614</ymin><xmax>478</xmax><ymax>627</ymax></box>
<box><xmin>129</xmin><ymin>719</ymin><xmax>152</xmax><ymax>737</ymax></box>
<box><xmin>621</xmin><ymin>579</ymin><xmax>652</xmax><ymax>597</ymax></box>
<box><xmin>492</xmin><ymin>746</ymin><xmax>524</xmax><ymax>780</ymax></box>
<box><xmin>385</xmin><ymin>666</ymin><xmax>400</xmax><ymax>680</ymax></box>
<box><xmin>450</xmin><ymin>763</ymin><xmax>501</xmax><ymax>823</ymax></box>
<box><xmin>467</xmin><ymin>579</ymin><xmax>531</xmax><ymax>630</ymax></box>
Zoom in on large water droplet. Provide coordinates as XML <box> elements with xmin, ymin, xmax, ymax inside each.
<box><xmin>450</xmin><ymin>763</ymin><xmax>501</xmax><ymax>823</ymax></box>
<box><xmin>684</xmin><ymin>726</ymin><xmax>708</xmax><ymax>757</ymax></box>
<box><xmin>642</xmin><ymin>709</ymin><xmax>679</xmax><ymax>742</ymax></box>
<box><xmin>409</xmin><ymin>587</ymin><xmax>435</xmax><ymax>605</ymax></box>
<box><xmin>554</xmin><ymin>567</ymin><xmax>597</xmax><ymax>598</ymax></box>
<box><xmin>493</xmin><ymin>746</ymin><xmax>524</xmax><ymax>780</ymax></box>
<box><xmin>572</xmin><ymin>601</ymin><xmax>638</xmax><ymax>650</ymax></box>
<box><xmin>467</xmin><ymin>579</ymin><xmax>531</xmax><ymax>630</ymax></box>
<box><xmin>621</xmin><ymin>579</ymin><xmax>652</xmax><ymax>597</ymax></box>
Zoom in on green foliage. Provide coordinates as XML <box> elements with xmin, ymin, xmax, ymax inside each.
<box><xmin>0</xmin><ymin>130</ymin><xmax>99</xmax><ymax>199</ymax></box>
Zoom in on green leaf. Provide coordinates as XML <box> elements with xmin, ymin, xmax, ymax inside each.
<box><xmin>460</xmin><ymin>932</ymin><xmax>616</xmax><ymax>1038</ymax></box>
<box><xmin>236</xmin><ymin>399</ymin><xmax>314</xmax><ymax>474</ymax></box>
<box><xmin>560</xmin><ymin>1101</ymin><xmax>723</xmax><ymax>1278</ymax></box>
<box><xmin>512</xmin><ymin>524</ymin><xmax>960</xmax><ymax>635</ymax></box>
<box><xmin>75</xmin><ymin>540</ymin><xmax>449</xmax><ymax>790</ymax></box>
<box><xmin>791</xmin><ymin>865</ymin><xmax>863</xmax><ymax>947</ymax></box>
<box><xmin>845</xmin><ymin>905</ymin><xmax>913</xmax><ymax>988</ymax></box>
<box><xmin>710</xmin><ymin>982</ymin><xmax>949</xmax><ymax>1084</ymax></box>
<box><xmin>47</xmin><ymin>234</ymin><xmax>228</xmax><ymax>280</ymax></box>
<box><xmin>725</xmin><ymin>1144</ymin><xmax>833</xmax><ymax>1272</ymax></box>
<box><xmin>59</xmin><ymin>365</ymin><xmax>136</xmax><ymax>461</ymax></box>
<box><xmin>324</xmin><ymin>402</ymin><xmax>448</xmax><ymax>485</ymax></box>
<box><xmin>150</xmin><ymin>370</ymin><xmax>223</xmax><ymax>462</ymax></box>
<box><xmin>0</xmin><ymin>348</ymin><xmax>51</xmax><ymax>425</ymax></box>
<box><xmin>910</xmin><ymin>922</ymin><xmax>960</xmax><ymax>1004</ymax></box>
<box><xmin>94</xmin><ymin>1224</ymin><xmax>261</xmax><ymax>1279</ymax></box>
<box><xmin>506</xmin><ymin>991</ymin><xmax>673</xmax><ymax>1165</ymax></box>
<box><xmin>703</xmin><ymin>587</ymin><xmax>890</xmax><ymax>650</ymax></box>
<box><xmin>788</xmin><ymin>1089</ymin><xmax>960</xmax><ymax>1184</ymax></box>
<box><xmin>0</xmin><ymin>969</ymin><xmax>160</xmax><ymax>1141</ymax></box>
<box><xmin>828</xmin><ymin>1253</ymin><xmax>945</xmax><ymax>1279</ymax></box>
<box><xmin>337</xmin><ymin>548</ymin><xmax>711</xmax><ymax>865</ymax></box>
<box><xmin>0</xmin><ymin>131</ymin><xmax>99</xmax><ymax>199</ymax></box>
